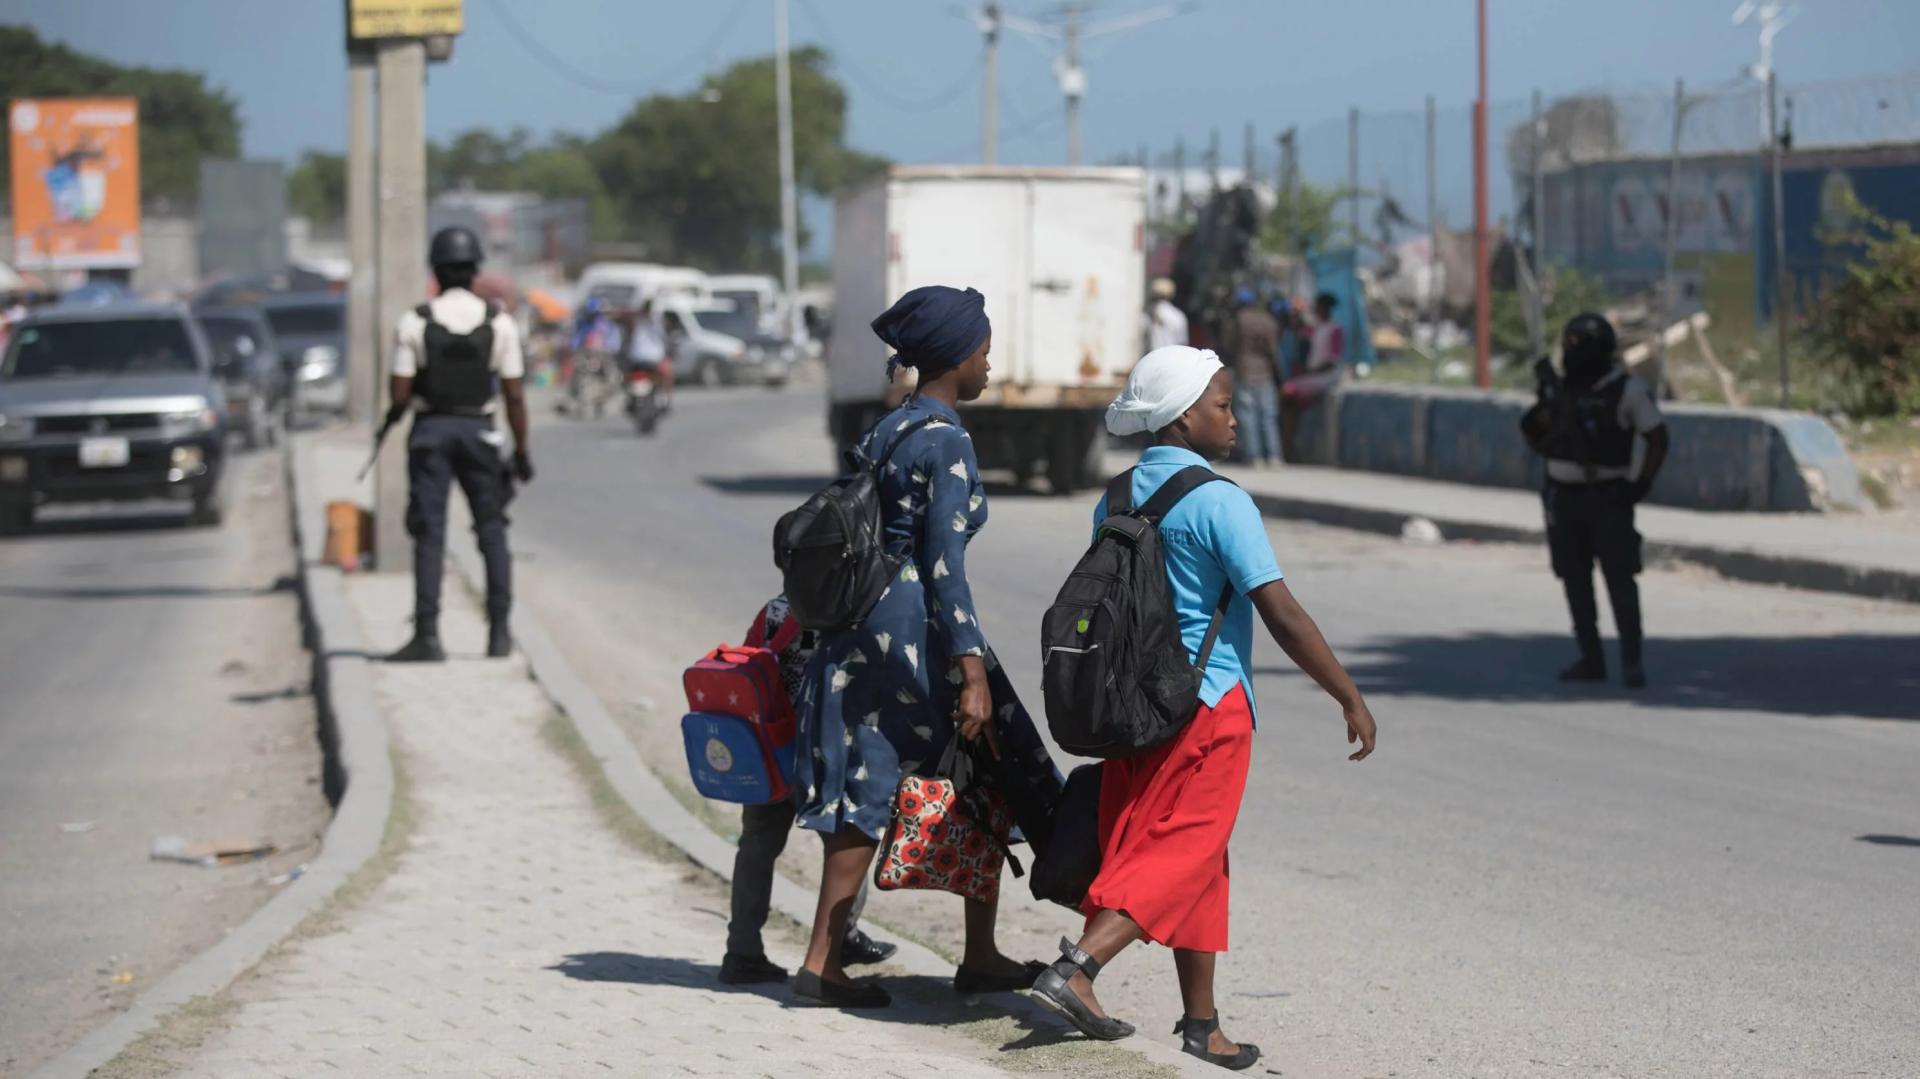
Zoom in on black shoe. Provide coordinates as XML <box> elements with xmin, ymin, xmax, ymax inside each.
<box><xmin>1558</xmin><ymin>657</ymin><xmax>1606</xmax><ymax>682</ymax></box>
<box><xmin>1174</xmin><ymin>1014</ymin><xmax>1262</xmax><ymax>1071</ymax></box>
<box><xmin>791</xmin><ymin>968</ymin><xmax>890</xmax><ymax>1009</ymax></box>
<box><xmin>718</xmin><ymin>952</ymin><xmax>789</xmax><ymax>985</ymax></box>
<box><xmin>838</xmin><ymin>928</ymin><xmax>897</xmax><ymax>967</ymax></box>
<box><xmin>953</xmin><ymin>959</ymin><xmax>1047</xmax><ymax>994</ymax></box>
<box><xmin>487</xmin><ymin>620</ymin><xmax>512</xmax><ymax>658</ymax></box>
<box><xmin>1622</xmin><ymin>662</ymin><xmax>1647</xmax><ymax>689</ymax></box>
<box><xmin>1029</xmin><ymin>937</ymin><xmax>1135</xmax><ymax>1041</ymax></box>
<box><xmin>386</xmin><ymin>632</ymin><xmax>445</xmax><ymax>663</ymax></box>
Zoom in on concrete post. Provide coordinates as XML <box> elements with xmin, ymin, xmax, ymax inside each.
<box><xmin>373</xmin><ymin>39</ymin><xmax>426</xmax><ymax>572</ymax></box>
<box><xmin>346</xmin><ymin>58</ymin><xmax>378</xmax><ymax>428</ymax></box>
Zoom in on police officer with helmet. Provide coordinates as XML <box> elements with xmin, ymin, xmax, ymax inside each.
<box><xmin>385</xmin><ymin>225</ymin><xmax>533</xmax><ymax>663</ymax></box>
<box><xmin>1522</xmin><ymin>313</ymin><xmax>1669</xmax><ymax>689</ymax></box>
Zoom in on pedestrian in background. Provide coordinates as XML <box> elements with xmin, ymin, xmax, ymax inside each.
<box><xmin>1220</xmin><ymin>287</ymin><xmax>1282</xmax><ymax>468</ymax></box>
<box><xmin>1144</xmin><ymin>276</ymin><xmax>1189</xmax><ymax>352</ymax></box>
<box><xmin>1280</xmin><ymin>292</ymin><xmax>1344</xmax><ymax>462</ymax></box>
<box><xmin>1029</xmin><ymin>345</ymin><xmax>1377</xmax><ymax>1071</ymax></box>
<box><xmin>384</xmin><ymin>226</ymin><xmax>532</xmax><ymax>663</ymax></box>
<box><xmin>1522</xmin><ymin>313</ymin><xmax>1668</xmax><ymax>688</ymax></box>
<box><xmin>789</xmin><ymin>285</ymin><xmax>1061</xmax><ymax>1009</ymax></box>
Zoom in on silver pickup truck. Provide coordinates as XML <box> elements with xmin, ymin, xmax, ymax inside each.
<box><xmin>0</xmin><ymin>303</ymin><xmax>229</xmax><ymax>534</ymax></box>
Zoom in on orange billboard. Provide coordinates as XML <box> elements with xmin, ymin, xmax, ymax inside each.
<box><xmin>8</xmin><ymin>98</ymin><xmax>142</xmax><ymax>270</ymax></box>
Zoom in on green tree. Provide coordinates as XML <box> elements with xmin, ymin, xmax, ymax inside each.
<box><xmin>1490</xmin><ymin>266</ymin><xmax>1613</xmax><ymax>360</ymax></box>
<box><xmin>287</xmin><ymin>150</ymin><xmax>345</xmax><ymax>225</ymax></box>
<box><xmin>429</xmin><ymin>127</ymin><xmax>531</xmax><ymax>195</ymax></box>
<box><xmin>1259</xmin><ymin>179</ymin><xmax>1355</xmax><ymax>255</ymax></box>
<box><xmin>589</xmin><ymin>47</ymin><xmax>887</xmax><ymax>269</ymax></box>
<box><xmin>1812</xmin><ymin>193</ymin><xmax>1920</xmax><ymax>416</ymax></box>
<box><xmin>0</xmin><ymin>24</ymin><xmax>240</xmax><ymax>208</ymax></box>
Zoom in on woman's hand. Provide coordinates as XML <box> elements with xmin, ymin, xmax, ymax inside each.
<box><xmin>1344</xmin><ymin>697</ymin><xmax>1378</xmax><ymax>761</ymax></box>
<box><xmin>952</xmin><ymin>656</ymin><xmax>1000</xmax><ymax>759</ymax></box>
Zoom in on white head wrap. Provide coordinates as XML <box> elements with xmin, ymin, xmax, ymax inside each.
<box><xmin>1104</xmin><ymin>346</ymin><xmax>1224</xmax><ymax>436</ymax></box>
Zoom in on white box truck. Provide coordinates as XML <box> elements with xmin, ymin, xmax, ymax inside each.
<box><xmin>827</xmin><ymin>165</ymin><xmax>1147</xmax><ymax>494</ymax></box>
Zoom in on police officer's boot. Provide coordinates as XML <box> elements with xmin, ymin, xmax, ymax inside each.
<box><xmin>1620</xmin><ymin>637</ymin><xmax>1647</xmax><ymax>690</ymax></box>
<box><xmin>387</xmin><ymin>622</ymin><xmax>446</xmax><ymax>663</ymax></box>
<box><xmin>487</xmin><ymin>620</ymin><xmax>511</xmax><ymax>659</ymax></box>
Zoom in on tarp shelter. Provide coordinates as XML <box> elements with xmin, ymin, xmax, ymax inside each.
<box><xmin>1304</xmin><ymin>248</ymin><xmax>1378</xmax><ymax>370</ymax></box>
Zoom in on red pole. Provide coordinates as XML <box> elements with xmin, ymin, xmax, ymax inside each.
<box><xmin>1473</xmin><ymin>0</ymin><xmax>1491</xmax><ymax>390</ymax></box>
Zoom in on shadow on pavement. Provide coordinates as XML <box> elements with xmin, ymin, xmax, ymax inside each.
<box><xmin>1856</xmin><ymin>834</ymin><xmax>1920</xmax><ymax>848</ymax></box>
<box><xmin>545</xmin><ymin>951</ymin><xmax>1076</xmax><ymax>1045</ymax></box>
<box><xmin>1318</xmin><ymin>631</ymin><xmax>1920</xmax><ymax>721</ymax></box>
<box><xmin>0</xmin><ymin>508</ymin><xmax>192</xmax><ymax>538</ymax></box>
<box><xmin>701</xmin><ymin>474</ymin><xmax>835</xmax><ymax>496</ymax></box>
<box><xmin>0</xmin><ymin>575</ymin><xmax>294</xmax><ymax>601</ymax></box>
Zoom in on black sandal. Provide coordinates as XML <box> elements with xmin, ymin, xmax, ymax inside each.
<box><xmin>953</xmin><ymin>958</ymin><xmax>1046</xmax><ymax>994</ymax></box>
<box><xmin>791</xmin><ymin>968</ymin><xmax>891</xmax><ymax>1009</ymax></box>
<box><xmin>1174</xmin><ymin>1014</ymin><xmax>1261</xmax><ymax>1071</ymax></box>
<box><xmin>1029</xmin><ymin>937</ymin><xmax>1135</xmax><ymax>1040</ymax></box>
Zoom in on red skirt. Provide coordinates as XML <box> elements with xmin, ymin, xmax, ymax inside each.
<box><xmin>1081</xmin><ymin>683</ymin><xmax>1254</xmax><ymax>952</ymax></box>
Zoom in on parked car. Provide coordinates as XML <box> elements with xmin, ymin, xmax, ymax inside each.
<box><xmin>0</xmin><ymin>303</ymin><xmax>228</xmax><ymax>533</ymax></box>
<box><xmin>660</xmin><ymin>299</ymin><xmax>795</xmax><ymax>388</ymax></box>
<box><xmin>195</xmin><ymin>307</ymin><xmax>287</xmax><ymax>449</ymax></box>
<box><xmin>575</xmin><ymin>263</ymin><xmax>709</xmax><ymax>311</ymax></box>
<box><xmin>260</xmin><ymin>293</ymin><xmax>347</xmax><ymax>417</ymax></box>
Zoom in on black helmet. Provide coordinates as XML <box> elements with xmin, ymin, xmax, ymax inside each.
<box><xmin>428</xmin><ymin>225</ymin><xmax>483</xmax><ymax>268</ymax></box>
<box><xmin>1561</xmin><ymin>312</ymin><xmax>1616</xmax><ymax>356</ymax></box>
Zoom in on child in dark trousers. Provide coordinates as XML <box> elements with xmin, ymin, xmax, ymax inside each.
<box><xmin>720</xmin><ymin>596</ymin><xmax>897</xmax><ymax>984</ymax></box>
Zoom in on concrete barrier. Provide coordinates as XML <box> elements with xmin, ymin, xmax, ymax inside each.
<box><xmin>1292</xmin><ymin>382</ymin><xmax>1863</xmax><ymax>512</ymax></box>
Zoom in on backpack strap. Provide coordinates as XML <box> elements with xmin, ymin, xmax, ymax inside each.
<box><xmin>1192</xmin><ymin>582</ymin><xmax>1235</xmax><ymax>673</ymax></box>
<box><xmin>1105</xmin><ymin>468</ymin><xmax>1137</xmax><ymax>515</ymax></box>
<box><xmin>1136</xmin><ymin>464</ymin><xmax>1234</xmax><ymax>522</ymax></box>
<box><xmin>871</xmin><ymin>416</ymin><xmax>939</xmax><ymax>474</ymax></box>
<box><xmin>414</xmin><ymin>302</ymin><xmax>435</xmax><ymax>325</ymax></box>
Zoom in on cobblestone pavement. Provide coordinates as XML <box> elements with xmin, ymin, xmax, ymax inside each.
<box><xmin>164</xmin><ymin>570</ymin><xmax>1027</xmax><ymax>1079</ymax></box>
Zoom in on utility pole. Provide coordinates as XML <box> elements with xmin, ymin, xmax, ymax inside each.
<box><xmin>1473</xmin><ymin>0</ymin><xmax>1491</xmax><ymax>390</ymax></box>
<box><xmin>1658</xmin><ymin>78</ymin><xmax>1685</xmax><ymax>398</ymax></box>
<box><xmin>1173</xmin><ymin>137</ymin><xmax>1186</xmax><ymax>223</ymax></box>
<box><xmin>1207</xmin><ymin>128</ymin><xmax>1220</xmax><ymax>193</ymax></box>
<box><xmin>1529</xmin><ymin>88</ymin><xmax>1546</xmax><ymax>361</ymax></box>
<box><xmin>346</xmin><ymin>57</ymin><xmax>377</xmax><ymax>427</ymax></box>
<box><xmin>1769</xmin><ymin>68</ymin><xmax>1790</xmax><ymax>407</ymax></box>
<box><xmin>1348</xmin><ymin>106</ymin><xmax>1360</xmax><ymax>249</ymax></box>
<box><xmin>775</xmin><ymin>0</ymin><xmax>801</xmax><ymax>337</ymax></box>
<box><xmin>373</xmin><ymin>38</ymin><xmax>427</xmax><ymax>569</ymax></box>
<box><xmin>1242</xmin><ymin>122</ymin><xmax>1254</xmax><ymax>184</ymax></box>
<box><xmin>1277</xmin><ymin>127</ymin><xmax>1297</xmax><ymax>251</ymax></box>
<box><xmin>1426</xmin><ymin>93</ymin><xmax>1439</xmax><ymax>377</ymax></box>
<box><xmin>1063</xmin><ymin>4</ymin><xmax>1083</xmax><ymax>165</ymax></box>
<box><xmin>981</xmin><ymin>1</ymin><xmax>1000</xmax><ymax>164</ymax></box>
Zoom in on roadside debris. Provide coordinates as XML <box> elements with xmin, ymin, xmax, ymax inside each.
<box><xmin>60</xmin><ymin>821</ymin><xmax>97</xmax><ymax>833</ymax></box>
<box><xmin>1400</xmin><ymin>516</ymin><xmax>1444</xmax><ymax>545</ymax></box>
<box><xmin>151</xmin><ymin>835</ymin><xmax>277</xmax><ymax>867</ymax></box>
<box><xmin>266</xmin><ymin>864</ymin><xmax>308</xmax><ymax>885</ymax></box>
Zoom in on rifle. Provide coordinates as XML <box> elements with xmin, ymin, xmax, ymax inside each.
<box><xmin>355</xmin><ymin>405</ymin><xmax>407</xmax><ymax>482</ymax></box>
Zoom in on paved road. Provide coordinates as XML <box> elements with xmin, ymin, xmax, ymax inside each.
<box><xmin>507</xmin><ymin>383</ymin><xmax>1920</xmax><ymax>1079</ymax></box>
<box><xmin>0</xmin><ymin>450</ymin><xmax>329</xmax><ymax>1078</ymax></box>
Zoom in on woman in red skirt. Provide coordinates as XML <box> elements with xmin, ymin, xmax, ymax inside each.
<box><xmin>1031</xmin><ymin>346</ymin><xmax>1379</xmax><ymax>1071</ymax></box>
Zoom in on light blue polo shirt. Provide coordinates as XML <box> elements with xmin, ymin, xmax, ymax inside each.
<box><xmin>1091</xmin><ymin>446</ymin><xmax>1284</xmax><ymax>725</ymax></box>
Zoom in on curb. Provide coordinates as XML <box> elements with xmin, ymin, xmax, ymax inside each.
<box><xmin>1244</xmin><ymin>489</ymin><xmax>1920</xmax><ymax>605</ymax></box>
<box><xmin>29</xmin><ymin>436</ymin><xmax>395</xmax><ymax>1079</ymax></box>
<box><xmin>446</xmin><ymin>541</ymin><xmax>1232</xmax><ymax>1079</ymax></box>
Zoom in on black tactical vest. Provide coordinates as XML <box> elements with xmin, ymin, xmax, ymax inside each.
<box><xmin>1560</xmin><ymin>372</ymin><xmax>1634</xmax><ymax>469</ymax></box>
<box><xmin>414</xmin><ymin>301</ymin><xmax>497</xmax><ymax>413</ymax></box>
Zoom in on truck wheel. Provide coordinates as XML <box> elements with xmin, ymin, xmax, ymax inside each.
<box><xmin>696</xmin><ymin>358</ymin><xmax>727</xmax><ymax>388</ymax></box>
<box><xmin>190</xmin><ymin>486</ymin><xmax>225</xmax><ymax>528</ymax></box>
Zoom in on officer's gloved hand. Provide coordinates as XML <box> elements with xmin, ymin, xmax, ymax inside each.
<box><xmin>1626</xmin><ymin>478</ymin><xmax>1653</xmax><ymax>504</ymax></box>
<box><xmin>512</xmin><ymin>451</ymin><xmax>535</xmax><ymax>484</ymax></box>
<box><xmin>382</xmin><ymin>401</ymin><xmax>408</xmax><ymax>431</ymax></box>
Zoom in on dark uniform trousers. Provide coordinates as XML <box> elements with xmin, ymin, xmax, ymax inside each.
<box><xmin>406</xmin><ymin>411</ymin><xmax>511</xmax><ymax>627</ymax></box>
<box><xmin>1543</xmin><ymin>478</ymin><xmax>1643</xmax><ymax>665</ymax></box>
<box><xmin>727</xmin><ymin>800</ymin><xmax>867</xmax><ymax>958</ymax></box>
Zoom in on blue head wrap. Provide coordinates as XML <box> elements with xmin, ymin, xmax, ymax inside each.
<box><xmin>871</xmin><ymin>285</ymin><xmax>991</xmax><ymax>381</ymax></box>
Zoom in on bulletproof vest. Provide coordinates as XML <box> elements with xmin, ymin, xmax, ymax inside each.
<box><xmin>413</xmin><ymin>302</ymin><xmax>496</xmax><ymax>413</ymax></box>
<box><xmin>1553</xmin><ymin>373</ymin><xmax>1634</xmax><ymax>469</ymax></box>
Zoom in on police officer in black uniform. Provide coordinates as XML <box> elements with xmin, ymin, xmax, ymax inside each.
<box><xmin>385</xmin><ymin>226</ymin><xmax>532</xmax><ymax>662</ymax></box>
<box><xmin>1522</xmin><ymin>314</ymin><xmax>1669</xmax><ymax>689</ymax></box>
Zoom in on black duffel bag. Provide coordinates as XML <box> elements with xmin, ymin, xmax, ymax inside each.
<box><xmin>773</xmin><ymin>417</ymin><xmax>934</xmax><ymax>632</ymax></box>
<box><xmin>1028</xmin><ymin>763</ymin><xmax>1103</xmax><ymax>909</ymax></box>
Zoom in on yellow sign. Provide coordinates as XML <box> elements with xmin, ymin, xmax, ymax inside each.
<box><xmin>348</xmin><ymin>0</ymin><xmax>463</xmax><ymax>40</ymax></box>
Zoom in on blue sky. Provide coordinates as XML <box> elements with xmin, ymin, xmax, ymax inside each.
<box><xmin>15</xmin><ymin>0</ymin><xmax>1920</xmax><ymax>233</ymax></box>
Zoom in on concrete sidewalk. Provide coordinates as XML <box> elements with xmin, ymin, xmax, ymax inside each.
<box><xmin>1161</xmin><ymin>456</ymin><xmax>1920</xmax><ymax>604</ymax></box>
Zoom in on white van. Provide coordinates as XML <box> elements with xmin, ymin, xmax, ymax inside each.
<box><xmin>706</xmin><ymin>273</ymin><xmax>783</xmax><ymax>336</ymax></box>
<box><xmin>574</xmin><ymin>263</ymin><xmax>709</xmax><ymax>311</ymax></box>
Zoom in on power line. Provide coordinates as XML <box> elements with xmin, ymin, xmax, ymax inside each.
<box><xmin>792</xmin><ymin>0</ymin><xmax>980</xmax><ymax>113</ymax></box>
<box><xmin>481</xmin><ymin>0</ymin><xmax>756</xmax><ymax>95</ymax></box>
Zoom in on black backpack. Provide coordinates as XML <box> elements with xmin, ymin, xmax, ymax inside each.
<box><xmin>1040</xmin><ymin>465</ymin><xmax>1234</xmax><ymax>759</ymax></box>
<box><xmin>773</xmin><ymin>416</ymin><xmax>936</xmax><ymax>632</ymax></box>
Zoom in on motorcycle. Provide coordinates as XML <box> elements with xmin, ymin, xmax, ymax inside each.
<box><xmin>625</xmin><ymin>363</ymin><xmax>669</xmax><ymax>435</ymax></box>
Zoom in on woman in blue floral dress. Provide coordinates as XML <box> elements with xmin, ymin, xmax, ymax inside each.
<box><xmin>791</xmin><ymin>285</ymin><xmax>1062</xmax><ymax>1008</ymax></box>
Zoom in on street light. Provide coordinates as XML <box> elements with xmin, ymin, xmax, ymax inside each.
<box><xmin>1734</xmin><ymin>0</ymin><xmax>1798</xmax><ymax>406</ymax></box>
<box><xmin>1000</xmin><ymin>2</ymin><xmax>1198</xmax><ymax>166</ymax></box>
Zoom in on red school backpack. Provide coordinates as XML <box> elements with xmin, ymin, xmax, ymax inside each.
<box><xmin>679</xmin><ymin>613</ymin><xmax>802</xmax><ymax>804</ymax></box>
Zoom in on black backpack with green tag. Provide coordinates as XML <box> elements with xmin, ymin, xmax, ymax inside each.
<box><xmin>1040</xmin><ymin>465</ymin><xmax>1234</xmax><ymax>759</ymax></box>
